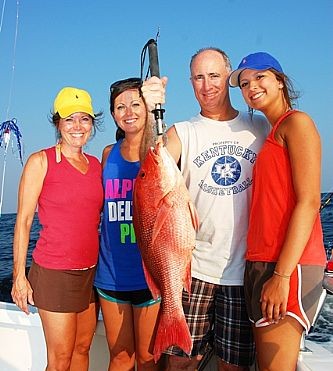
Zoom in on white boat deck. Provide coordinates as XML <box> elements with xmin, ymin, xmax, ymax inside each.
<box><xmin>0</xmin><ymin>301</ymin><xmax>109</xmax><ymax>370</ymax></box>
<box><xmin>0</xmin><ymin>301</ymin><xmax>332</xmax><ymax>371</ymax></box>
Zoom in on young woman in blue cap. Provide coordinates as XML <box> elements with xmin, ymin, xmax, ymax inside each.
<box><xmin>11</xmin><ymin>87</ymin><xmax>103</xmax><ymax>370</ymax></box>
<box><xmin>229</xmin><ymin>53</ymin><xmax>327</xmax><ymax>370</ymax></box>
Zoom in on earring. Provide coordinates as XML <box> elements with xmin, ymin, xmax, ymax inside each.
<box><xmin>55</xmin><ymin>140</ymin><xmax>62</xmax><ymax>163</ymax></box>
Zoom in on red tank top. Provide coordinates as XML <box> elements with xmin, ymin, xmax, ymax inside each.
<box><xmin>246</xmin><ymin>110</ymin><xmax>326</xmax><ymax>265</ymax></box>
<box><xmin>33</xmin><ymin>146</ymin><xmax>103</xmax><ymax>269</ymax></box>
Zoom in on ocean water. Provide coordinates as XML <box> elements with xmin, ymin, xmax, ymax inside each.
<box><xmin>0</xmin><ymin>198</ymin><xmax>333</xmax><ymax>352</ymax></box>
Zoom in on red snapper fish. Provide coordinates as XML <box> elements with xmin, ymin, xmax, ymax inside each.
<box><xmin>133</xmin><ymin>142</ymin><xmax>199</xmax><ymax>362</ymax></box>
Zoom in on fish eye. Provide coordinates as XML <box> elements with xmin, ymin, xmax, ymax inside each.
<box><xmin>139</xmin><ymin>171</ymin><xmax>146</xmax><ymax>178</ymax></box>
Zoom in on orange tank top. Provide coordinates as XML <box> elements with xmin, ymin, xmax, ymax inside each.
<box><xmin>246</xmin><ymin>110</ymin><xmax>326</xmax><ymax>265</ymax></box>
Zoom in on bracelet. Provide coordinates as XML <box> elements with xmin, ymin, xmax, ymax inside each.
<box><xmin>273</xmin><ymin>270</ymin><xmax>291</xmax><ymax>279</ymax></box>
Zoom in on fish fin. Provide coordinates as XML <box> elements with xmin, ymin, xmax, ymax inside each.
<box><xmin>183</xmin><ymin>261</ymin><xmax>192</xmax><ymax>295</ymax></box>
<box><xmin>142</xmin><ymin>260</ymin><xmax>160</xmax><ymax>300</ymax></box>
<box><xmin>188</xmin><ymin>201</ymin><xmax>199</xmax><ymax>231</ymax></box>
<box><xmin>151</xmin><ymin>197</ymin><xmax>173</xmax><ymax>244</ymax></box>
<box><xmin>153</xmin><ymin>314</ymin><xmax>192</xmax><ymax>363</ymax></box>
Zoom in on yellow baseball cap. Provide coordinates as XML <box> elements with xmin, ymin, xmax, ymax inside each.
<box><xmin>53</xmin><ymin>87</ymin><xmax>95</xmax><ymax>118</ymax></box>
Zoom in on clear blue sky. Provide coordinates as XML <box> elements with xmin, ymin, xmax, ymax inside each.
<box><xmin>0</xmin><ymin>0</ymin><xmax>332</xmax><ymax>214</ymax></box>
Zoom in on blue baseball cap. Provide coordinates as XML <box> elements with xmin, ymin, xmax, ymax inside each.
<box><xmin>229</xmin><ymin>52</ymin><xmax>283</xmax><ymax>87</ymax></box>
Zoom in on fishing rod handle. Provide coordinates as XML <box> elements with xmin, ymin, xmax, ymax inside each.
<box><xmin>147</xmin><ymin>39</ymin><xmax>160</xmax><ymax>78</ymax></box>
<box><xmin>147</xmin><ymin>38</ymin><xmax>164</xmax><ymax>135</ymax></box>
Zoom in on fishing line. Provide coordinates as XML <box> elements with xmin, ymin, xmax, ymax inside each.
<box><xmin>5</xmin><ymin>0</ymin><xmax>19</xmax><ymax>120</ymax></box>
<box><xmin>0</xmin><ymin>0</ymin><xmax>20</xmax><ymax>217</ymax></box>
<box><xmin>140</xmin><ymin>29</ymin><xmax>160</xmax><ymax>81</ymax></box>
<box><xmin>0</xmin><ymin>0</ymin><xmax>6</xmax><ymax>34</ymax></box>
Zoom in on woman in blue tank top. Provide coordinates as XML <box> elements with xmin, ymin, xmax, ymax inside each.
<box><xmin>94</xmin><ymin>78</ymin><xmax>161</xmax><ymax>370</ymax></box>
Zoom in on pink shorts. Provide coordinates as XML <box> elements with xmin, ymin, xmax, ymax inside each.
<box><xmin>244</xmin><ymin>262</ymin><xmax>325</xmax><ymax>333</ymax></box>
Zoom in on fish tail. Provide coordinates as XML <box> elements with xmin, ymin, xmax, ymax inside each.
<box><xmin>153</xmin><ymin>315</ymin><xmax>192</xmax><ymax>363</ymax></box>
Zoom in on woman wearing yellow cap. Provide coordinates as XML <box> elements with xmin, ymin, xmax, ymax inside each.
<box><xmin>11</xmin><ymin>87</ymin><xmax>104</xmax><ymax>371</ymax></box>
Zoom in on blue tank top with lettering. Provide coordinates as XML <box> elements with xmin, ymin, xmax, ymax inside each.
<box><xmin>94</xmin><ymin>139</ymin><xmax>148</xmax><ymax>291</ymax></box>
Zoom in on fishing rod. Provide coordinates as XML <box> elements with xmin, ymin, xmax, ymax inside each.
<box><xmin>147</xmin><ymin>38</ymin><xmax>165</xmax><ymax>136</ymax></box>
<box><xmin>140</xmin><ymin>35</ymin><xmax>165</xmax><ymax>138</ymax></box>
<box><xmin>0</xmin><ymin>0</ymin><xmax>23</xmax><ymax>218</ymax></box>
<box><xmin>320</xmin><ymin>192</ymin><xmax>333</xmax><ymax>212</ymax></box>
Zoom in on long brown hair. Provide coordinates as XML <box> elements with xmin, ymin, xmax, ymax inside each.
<box><xmin>109</xmin><ymin>78</ymin><xmax>142</xmax><ymax>141</ymax></box>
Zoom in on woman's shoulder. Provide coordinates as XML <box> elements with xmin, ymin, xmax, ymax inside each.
<box><xmin>289</xmin><ymin>109</ymin><xmax>310</xmax><ymax>118</ymax></box>
<box><xmin>27</xmin><ymin>148</ymin><xmax>48</xmax><ymax>164</ymax></box>
<box><xmin>278</xmin><ymin>110</ymin><xmax>319</xmax><ymax>144</ymax></box>
<box><xmin>282</xmin><ymin>110</ymin><xmax>315</xmax><ymax>130</ymax></box>
<box><xmin>103</xmin><ymin>143</ymin><xmax>115</xmax><ymax>156</ymax></box>
<box><xmin>22</xmin><ymin>149</ymin><xmax>48</xmax><ymax>177</ymax></box>
<box><xmin>101</xmin><ymin>143</ymin><xmax>117</xmax><ymax>166</ymax></box>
